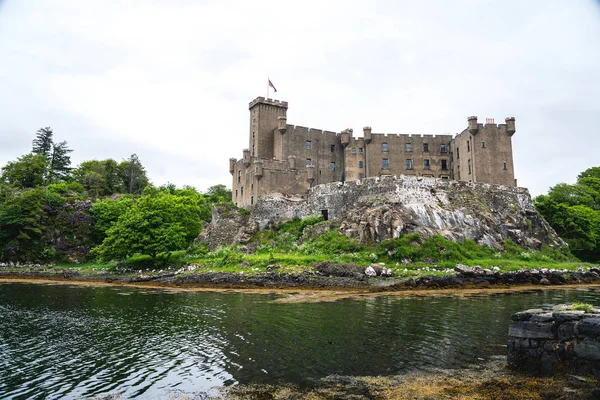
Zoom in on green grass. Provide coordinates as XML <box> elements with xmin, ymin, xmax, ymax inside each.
<box><xmin>15</xmin><ymin>215</ymin><xmax>598</xmax><ymax>280</ymax></box>
<box><xmin>569</xmin><ymin>302</ymin><xmax>597</xmax><ymax>312</ymax></box>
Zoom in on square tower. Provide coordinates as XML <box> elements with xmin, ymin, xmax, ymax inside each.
<box><xmin>248</xmin><ymin>97</ymin><xmax>288</xmax><ymax>159</ymax></box>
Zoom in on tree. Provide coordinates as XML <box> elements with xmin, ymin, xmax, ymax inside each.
<box><xmin>119</xmin><ymin>154</ymin><xmax>149</xmax><ymax>194</ymax></box>
<box><xmin>32</xmin><ymin>127</ymin><xmax>54</xmax><ymax>158</ymax></box>
<box><xmin>31</xmin><ymin>127</ymin><xmax>73</xmax><ymax>184</ymax></box>
<box><xmin>73</xmin><ymin>159</ymin><xmax>125</xmax><ymax>197</ymax></box>
<box><xmin>48</xmin><ymin>140</ymin><xmax>73</xmax><ymax>182</ymax></box>
<box><xmin>0</xmin><ymin>188</ymin><xmax>47</xmax><ymax>261</ymax></box>
<box><xmin>205</xmin><ymin>184</ymin><xmax>232</xmax><ymax>204</ymax></box>
<box><xmin>534</xmin><ymin>165</ymin><xmax>600</xmax><ymax>261</ymax></box>
<box><xmin>90</xmin><ymin>195</ymin><xmax>135</xmax><ymax>241</ymax></box>
<box><xmin>92</xmin><ymin>190</ymin><xmax>203</xmax><ymax>264</ymax></box>
<box><xmin>0</xmin><ymin>154</ymin><xmax>48</xmax><ymax>189</ymax></box>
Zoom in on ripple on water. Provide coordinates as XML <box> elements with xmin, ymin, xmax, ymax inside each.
<box><xmin>1</xmin><ymin>283</ymin><xmax>600</xmax><ymax>398</ymax></box>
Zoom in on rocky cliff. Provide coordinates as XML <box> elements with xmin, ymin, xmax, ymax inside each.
<box><xmin>249</xmin><ymin>176</ymin><xmax>563</xmax><ymax>250</ymax></box>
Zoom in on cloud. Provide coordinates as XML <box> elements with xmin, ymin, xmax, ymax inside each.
<box><xmin>0</xmin><ymin>0</ymin><xmax>598</xmax><ymax>196</ymax></box>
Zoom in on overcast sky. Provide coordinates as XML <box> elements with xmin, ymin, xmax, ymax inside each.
<box><xmin>0</xmin><ymin>0</ymin><xmax>599</xmax><ymax>196</ymax></box>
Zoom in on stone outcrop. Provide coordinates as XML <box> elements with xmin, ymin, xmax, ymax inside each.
<box><xmin>195</xmin><ymin>204</ymin><xmax>256</xmax><ymax>250</ymax></box>
<box><xmin>252</xmin><ymin>176</ymin><xmax>563</xmax><ymax>250</ymax></box>
<box><xmin>508</xmin><ymin>305</ymin><xmax>600</xmax><ymax>377</ymax></box>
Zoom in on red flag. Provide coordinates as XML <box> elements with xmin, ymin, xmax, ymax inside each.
<box><xmin>268</xmin><ymin>79</ymin><xmax>277</xmax><ymax>93</ymax></box>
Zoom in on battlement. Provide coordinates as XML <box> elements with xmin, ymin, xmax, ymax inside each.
<box><xmin>286</xmin><ymin>124</ymin><xmax>337</xmax><ymax>137</ymax></box>
<box><xmin>249</xmin><ymin>97</ymin><xmax>289</xmax><ymax>109</ymax></box>
<box><xmin>354</xmin><ymin>132</ymin><xmax>453</xmax><ymax>141</ymax></box>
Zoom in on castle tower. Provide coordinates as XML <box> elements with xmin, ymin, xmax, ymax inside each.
<box><xmin>450</xmin><ymin>116</ymin><xmax>517</xmax><ymax>187</ymax></box>
<box><xmin>248</xmin><ymin>97</ymin><xmax>288</xmax><ymax>159</ymax></box>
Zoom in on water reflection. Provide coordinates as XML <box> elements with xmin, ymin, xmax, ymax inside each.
<box><xmin>0</xmin><ymin>283</ymin><xmax>599</xmax><ymax>399</ymax></box>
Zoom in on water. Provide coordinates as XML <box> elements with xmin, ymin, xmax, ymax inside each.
<box><xmin>1</xmin><ymin>283</ymin><xmax>599</xmax><ymax>399</ymax></box>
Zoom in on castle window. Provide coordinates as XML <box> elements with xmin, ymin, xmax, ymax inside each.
<box><xmin>359</xmin><ymin>173</ymin><xmax>365</xmax><ymax>179</ymax></box>
<box><xmin>482</xmin><ymin>141</ymin><xmax>485</xmax><ymax>148</ymax></box>
<box><xmin>503</xmin><ymin>162</ymin><xmax>507</xmax><ymax>170</ymax></box>
<box><xmin>382</xmin><ymin>143</ymin><xmax>389</xmax><ymax>152</ymax></box>
<box><xmin>467</xmin><ymin>140</ymin><xmax>470</xmax><ymax>152</ymax></box>
<box><xmin>424</xmin><ymin>159</ymin><xmax>430</xmax><ymax>170</ymax></box>
<box><xmin>252</xmin><ymin>131</ymin><xmax>256</xmax><ymax>138</ymax></box>
<box><xmin>235</xmin><ymin>189</ymin><xmax>238</xmax><ymax>198</ymax></box>
<box><xmin>441</xmin><ymin>159</ymin><xmax>447</xmax><ymax>170</ymax></box>
<box><xmin>252</xmin><ymin>145</ymin><xmax>255</xmax><ymax>156</ymax></box>
<box><xmin>456</xmin><ymin>148</ymin><xmax>460</xmax><ymax>159</ymax></box>
<box><xmin>440</xmin><ymin>175</ymin><xmax>449</xmax><ymax>180</ymax></box>
<box><xmin>251</xmin><ymin>196</ymin><xmax>254</xmax><ymax>205</ymax></box>
<box><xmin>358</xmin><ymin>147</ymin><xmax>364</xmax><ymax>154</ymax></box>
<box><xmin>423</xmin><ymin>143</ymin><xmax>429</xmax><ymax>152</ymax></box>
<box><xmin>382</xmin><ymin>159</ymin><xmax>389</xmax><ymax>169</ymax></box>
<box><xmin>331</xmin><ymin>144</ymin><xmax>335</xmax><ymax>152</ymax></box>
<box><xmin>241</xmin><ymin>187</ymin><xmax>244</xmax><ymax>195</ymax></box>
<box><xmin>359</xmin><ymin>161</ymin><xmax>364</xmax><ymax>168</ymax></box>
<box><xmin>351</xmin><ymin>147</ymin><xmax>356</xmax><ymax>154</ymax></box>
<box><xmin>330</xmin><ymin>162</ymin><xmax>336</xmax><ymax>172</ymax></box>
<box><xmin>306</xmin><ymin>140</ymin><xmax>312</xmax><ymax>150</ymax></box>
<box><xmin>306</xmin><ymin>158</ymin><xmax>311</xmax><ymax>166</ymax></box>
<box><xmin>405</xmin><ymin>143</ymin><xmax>412</xmax><ymax>152</ymax></box>
<box><xmin>468</xmin><ymin>159</ymin><xmax>471</xmax><ymax>174</ymax></box>
<box><xmin>440</xmin><ymin>144</ymin><xmax>447</xmax><ymax>153</ymax></box>
<box><xmin>406</xmin><ymin>159</ymin><xmax>413</xmax><ymax>170</ymax></box>
<box><xmin>458</xmin><ymin>166</ymin><xmax>461</xmax><ymax>180</ymax></box>
<box><xmin>237</xmin><ymin>170</ymin><xmax>241</xmax><ymax>183</ymax></box>
<box><xmin>252</xmin><ymin>118</ymin><xmax>256</xmax><ymax>125</ymax></box>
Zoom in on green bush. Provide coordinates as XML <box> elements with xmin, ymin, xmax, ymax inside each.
<box><xmin>301</xmin><ymin>231</ymin><xmax>363</xmax><ymax>255</ymax></box>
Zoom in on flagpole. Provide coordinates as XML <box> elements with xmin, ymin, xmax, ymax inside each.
<box><xmin>267</xmin><ymin>77</ymin><xmax>270</xmax><ymax>98</ymax></box>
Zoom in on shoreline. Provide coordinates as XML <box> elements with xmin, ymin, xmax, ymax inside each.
<box><xmin>2</xmin><ymin>270</ymin><xmax>600</xmax><ymax>303</ymax></box>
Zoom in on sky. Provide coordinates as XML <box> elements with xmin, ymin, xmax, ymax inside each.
<box><xmin>0</xmin><ymin>0</ymin><xmax>599</xmax><ymax>196</ymax></box>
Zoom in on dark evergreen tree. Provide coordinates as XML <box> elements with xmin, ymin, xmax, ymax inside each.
<box><xmin>48</xmin><ymin>140</ymin><xmax>73</xmax><ymax>182</ymax></box>
<box><xmin>32</xmin><ymin>127</ymin><xmax>54</xmax><ymax>158</ymax></box>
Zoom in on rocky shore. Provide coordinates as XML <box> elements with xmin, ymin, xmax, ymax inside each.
<box><xmin>1</xmin><ymin>262</ymin><xmax>600</xmax><ymax>292</ymax></box>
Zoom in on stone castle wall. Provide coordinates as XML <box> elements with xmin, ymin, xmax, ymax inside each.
<box><xmin>232</xmin><ymin>97</ymin><xmax>518</xmax><ymax>209</ymax></box>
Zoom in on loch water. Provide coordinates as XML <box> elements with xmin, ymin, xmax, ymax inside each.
<box><xmin>1</xmin><ymin>282</ymin><xmax>599</xmax><ymax>399</ymax></box>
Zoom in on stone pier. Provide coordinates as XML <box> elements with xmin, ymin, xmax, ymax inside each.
<box><xmin>508</xmin><ymin>305</ymin><xmax>600</xmax><ymax>377</ymax></box>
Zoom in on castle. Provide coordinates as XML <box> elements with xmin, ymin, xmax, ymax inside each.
<box><xmin>230</xmin><ymin>96</ymin><xmax>517</xmax><ymax>208</ymax></box>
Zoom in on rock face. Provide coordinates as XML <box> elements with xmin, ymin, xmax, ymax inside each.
<box><xmin>252</xmin><ymin>176</ymin><xmax>563</xmax><ymax>249</ymax></box>
<box><xmin>508</xmin><ymin>305</ymin><xmax>600</xmax><ymax>377</ymax></box>
<box><xmin>195</xmin><ymin>204</ymin><xmax>257</xmax><ymax>250</ymax></box>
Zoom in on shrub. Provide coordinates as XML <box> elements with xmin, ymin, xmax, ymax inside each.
<box><xmin>302</xmin><ymin>230</ymin><xmax>363</xmax><ymax>254</ymax></box>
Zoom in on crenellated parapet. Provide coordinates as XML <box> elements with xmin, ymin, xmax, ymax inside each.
<box><xmin>249</xmin><ymin>97</ymin><xmax>289</xmax><ymax>109</ymax></box>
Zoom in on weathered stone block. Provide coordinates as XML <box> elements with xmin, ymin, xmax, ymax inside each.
<box><xmin>574</xmin><ymin>341</ymin><xmax>600</xmax><ymax>361</ymax></box>
<box><xmin>577</xmin><ymin>318</ymin><xmax>600</xmax><ymax>339</ymax></box>
<box><xmin>558</xmin><ymin>321</ymin><xmax>578</xmax><ymax>340</ymax></box>
<box><xmin>509</xmin><ymin>321</ymin><xmax>555</xmax><ymax>339</ymax></box>
<box><xmin>511</xmin><ymin>309</ymin><xmax>545</xmax><ymax>321</ymax></box>
<box><xmin>553</xmin><ymin>311</ymin><xmax>585</xmax><ymax>323</ymax></box>
<box><xmin>540</xmin><ymin>351</ymin><xmax>559</xmax><ymax>376</ymax></box>
<box><xmin>531</xmin><ymin>312</ymin><xmax>554</xmax><ymax>323</ymax></box>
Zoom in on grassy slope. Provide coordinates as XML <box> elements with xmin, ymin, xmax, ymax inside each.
<box><xmin>33</xmin><ymin>216</ymin><xmax>597</xmax><ymax>280</ymax></box>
